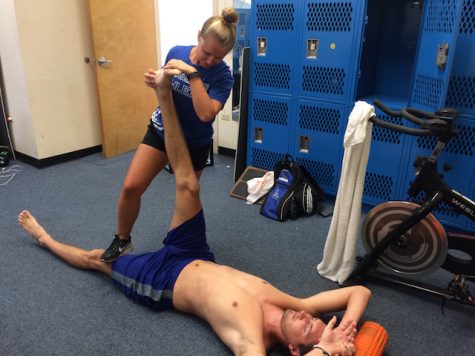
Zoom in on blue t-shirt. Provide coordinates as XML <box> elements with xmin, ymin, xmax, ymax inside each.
<box><xmin>151</xmin><ymin>45</ymin><xmax>234</xmax><ymax>146</ymax></box>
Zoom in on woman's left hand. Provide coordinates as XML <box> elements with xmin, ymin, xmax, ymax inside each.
<box><xmin>163</xmin><ymin>59</ymin><xmax>196</xmax><ymax>75</ymax></box>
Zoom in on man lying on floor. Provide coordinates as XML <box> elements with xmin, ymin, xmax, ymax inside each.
<box><xmin>18</xmin><ymin>68</ymin><xmax>370</xmax><ymax>356</ymax></box>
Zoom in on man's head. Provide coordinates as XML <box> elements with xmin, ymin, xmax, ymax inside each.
<box><xmin>280</xmin><ymin>309</ymin><xmax>326</xmax><ymax>356</ymax></box>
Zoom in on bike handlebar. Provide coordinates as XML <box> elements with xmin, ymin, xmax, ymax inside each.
<box><xmin>371</xmin><ymin>99</ymin><xmax>434</xmax><ymax>136</ymax></box>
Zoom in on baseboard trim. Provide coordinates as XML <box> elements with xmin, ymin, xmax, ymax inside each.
<box><xmin>218</xmin><ymin>146</ymin><xmax>235</xmax><ymax>157</ymax></box>
<box><xmin>15</xmin><ymin>145</ymin><xmax>102</xmax><ymax>169</ymax></box>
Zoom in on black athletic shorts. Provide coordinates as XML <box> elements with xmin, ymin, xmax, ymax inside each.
<box><xmin>142</xmin><ymin>123</ymin><xmax>211</xmax><ymax>171</ymax></box>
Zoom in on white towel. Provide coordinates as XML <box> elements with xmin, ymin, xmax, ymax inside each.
<box><xmin>317</xmin><ymin>101</ymin><xmax>374</xmax><ymax>284</ymax></box>
<box><xmin>246</xmin><ymin>171</ymin><xmax>274</xmax><ymax>204</ymax></box>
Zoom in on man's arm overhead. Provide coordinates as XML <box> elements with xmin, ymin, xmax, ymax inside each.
<box><xmin>303</xmin><ymin>286</ymin><xmax>371</xmax><ymax>325</ymax></box>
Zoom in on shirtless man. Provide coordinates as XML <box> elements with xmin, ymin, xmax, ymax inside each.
<box><xmin>18</xmin><ymin>68</ymin><xmax>371</xmax><ymax>356</ymax></box>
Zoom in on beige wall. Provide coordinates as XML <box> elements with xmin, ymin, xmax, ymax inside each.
<box><xmin>0</xmin><ymin>0</ymin><xmax>37</xmax><ymax>157</ymax></box>
<box><xmin>156</xmin><ymin>0</ymin><xmax>236</xmax><ymax>152</ymax></box>
<box><xmin>0</xmin><ymin>0</ymin><xmax>235</xmax><ymax>160</ymax></box>
<box><xmin>214</xmin><ymin>0</ymin><xmax>237</xmax><ymax>152</ymax></box>
<box><xmin>0</xmin><ymin>0</ymin><xmax>101</xmax><ymax>160</ymax></box>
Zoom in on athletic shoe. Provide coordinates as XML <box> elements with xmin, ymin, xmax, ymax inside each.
<box><xmin>100</xmin><ymin>235</ymin><xmax>133</xmax><ymax>263</ymax></box>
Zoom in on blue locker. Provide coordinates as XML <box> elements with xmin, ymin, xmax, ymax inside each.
<box><xmin>250</xmin><ymin>0</ymin><xmax>302</xmax><ymax>96</ymax></box>
<box><xmin>404</xmin><ymin>0</ymin><xmax>473</xmax><ymax>231</ymax></box>
<box><xmin>363</xmin><ymin>106</ymin><xmax>413</xmax><ymax>206</ymax></box>
<box><xmin>354</xmin><ymin>0</ymin><xmax>428</xmax><ymax>205</ymax></box>
<box><xmin>233</xmin><ymin>8</ymin><xmax>251</xmax><ymax>73</ymax></box>
<box><xmin>244</xmin><ymin>0</ymin><xmax>473</xmax><ymax>232</ymax></box>
<box><xmin>445</xmin><ymin>1</ymin><xmax>475</xmax><ymax>117</ymax></box>
<box><xmin>355</xmin><ymin>0</ymin><xmax>426</xmax><ymax>105</ymax></box>
<box><xmin>401</xmin><ymin>116</ymin><xmax>475</xmax><ymax>231</ymax></box>
<box><xmin>246</xmin><ymin>93</ymin><xmax>295</xmax><ymax>170</ymax></box>
<box><xmin>409</xmin><ymin>0</ymin><xmax>463</xmax><ymax>111</ymax></box>
<box><xmin>297</xmin><ymin>0</ymin><xmax>365</xmax><ymax>102</ymax></box>
<box><xmin>292</xmin><ymin>99</ymin><xmax>346</xmax><ymax>194</ymax></box>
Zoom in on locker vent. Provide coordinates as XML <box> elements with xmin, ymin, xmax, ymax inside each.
<box><xmin>253</xmin><ymin>99</ymin><xmax>289</xmax><ymax>126</ymax></box>
<box><xmin>410</xmin><ymin>191</ymin><xmax>462</xmax><ymax>219</ymax></box>
<box><xmin>296</xmin><ymin>157</ymin><xmax>335</xmax><ymax>187</ymax></box>
<box><xmin>412</xmin><ymin>74</ymin><xmax>443</xmax><ymax>109</ymax></box>
<box><xmin>416</xmin><ymin>123</ymin><xmax>475</xmax><ymax>156</ymax></box>
<box><xmin>251</xmin><ymin>148</ymin><xmax>284</xmax><ymax>171</ymax></box>
<box><xmin>298</xmin><ymin>105</ymin><xmax>340</xmax><ymax>134</ymax></box>
<box><xmin>254</xmin><ymin>63</ymin><xmax>291</xmax><ymax>89</ymax></box>
<box><xmin>460</xmin><ymin>0</ymin><xmax>475</xmax><ymax>34</ymax></box>
<box><xmin>306</xmin><ymin>2</ymin><xmax>353</xmax><ymax>32</ymax></box>
<box><xmin>446</xmin><ymin>76</ymin><xmax>475</xmax><ymax>109</ymax></box>
<box><xmin>302</xmin><ymin>66</ymin><xmax>345</xmax><ymax>95</ymax></box>
<box><xmin>364</xmin><ymin>172</ymin><xmax>393</xmax><ymax>201</ymax></box>
<box><xmin>372</xmin><ymin>115</ymin><xmax>403</xmax><ymax>144</ymax></box>
<box><xmin>424</xmin><ymin>0</ymin><xmax>458</xmax><ymax>33</ymax></box>
<box><xmin>256</xmin><ymin>3</ymin><xmax>295</xmax><ymax>31</ymax></box>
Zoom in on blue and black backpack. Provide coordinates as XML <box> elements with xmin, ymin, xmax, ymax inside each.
<box><xmin>260</xmin><ymin>154</ymin><xmax>325</xmax><ymax>221</ymax></box>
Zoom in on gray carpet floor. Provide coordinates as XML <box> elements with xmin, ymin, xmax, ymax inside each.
<box><xmin>1</xmin><ymin>152</ymin><xmax>474</xmax><ymax>355</ymax></box>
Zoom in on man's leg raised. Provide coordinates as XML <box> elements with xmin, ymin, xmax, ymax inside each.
<box><xmin>150</xmin><ymin>69</ymin><xmax>202</xmax><ymax>229</ymax></box>
<box><xmin>18</xmin><ymin>210</ymin><xmax>112</xmax><ymax>275</ymax></box>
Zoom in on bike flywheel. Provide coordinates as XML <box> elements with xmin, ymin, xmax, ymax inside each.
<box><xmin>362</xmin><ymin>201</ymin><xmax>447</xmax><ymax>276</ymax></box>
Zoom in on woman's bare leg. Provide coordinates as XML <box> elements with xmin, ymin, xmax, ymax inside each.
<box><xmin>116</xmin><ymin>144</ymin><xmax>168</xmax><ymax>238</ymax></box>
<box><xmin>117</xmin><ymin>144</ymin><xmax>204</xmax><ymax>237</ymax></box>
<box><xmin>18</xmin><ymin>210</ymin><xmax>112</xmax><ymax>275</ymax></box>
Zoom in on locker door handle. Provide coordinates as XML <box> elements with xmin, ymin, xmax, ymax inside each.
<box><xmin>436</xmin><ymin>44</ymin><xmax>449</xmax><ymax>69</ymax></box>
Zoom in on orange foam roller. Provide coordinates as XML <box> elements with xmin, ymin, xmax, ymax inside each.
<box><xmin>354</xmin><ymin>321</ymin><xmax>389</xmax><ymax>356</ymax></box>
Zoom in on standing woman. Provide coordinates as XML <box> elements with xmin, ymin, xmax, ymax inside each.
<box><xmin>101</xmin><ymin>8</ymin><xmax>238</xmax><ymax>262</ymax></box>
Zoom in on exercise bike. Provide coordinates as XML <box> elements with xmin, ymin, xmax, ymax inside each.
<box><xmin>348</xmin><ymin>99</ymin><xmax>475</xmax><ymax>308</ymax></box>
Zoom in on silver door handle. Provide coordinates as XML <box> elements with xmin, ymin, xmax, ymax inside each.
<box><xmin>97</xmin><ymin>56</ymin><xmax>113</xmax><ymax>66</ymax></box>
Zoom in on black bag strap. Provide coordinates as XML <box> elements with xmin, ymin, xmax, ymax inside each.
<box><xmin>274</xmin><ymin>154</ymin><xmax>297</xmax><ymax>179</ymax></box>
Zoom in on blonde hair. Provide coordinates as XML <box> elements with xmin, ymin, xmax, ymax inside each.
<box><xmin>200</xmin><ymin>7</ymin><xmax>239</xmax><ymax>53</ymax></box>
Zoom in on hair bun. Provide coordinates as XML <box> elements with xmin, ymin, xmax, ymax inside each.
<box><xmin>222</xmin><ymin>7</ymin><xmax>239</xmax><ymax>25</ymax></box>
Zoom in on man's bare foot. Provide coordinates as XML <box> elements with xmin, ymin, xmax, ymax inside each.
<box><xmin>18</xmin><ymin>210</ymin><xmax>49</xmax><ymax>246</ymax></box>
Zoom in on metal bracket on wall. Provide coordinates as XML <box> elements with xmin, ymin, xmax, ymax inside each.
<box><xmin>0</xmin><ymin>68</ymin><xmax>15</xmax><ymax>160</ymax></box>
